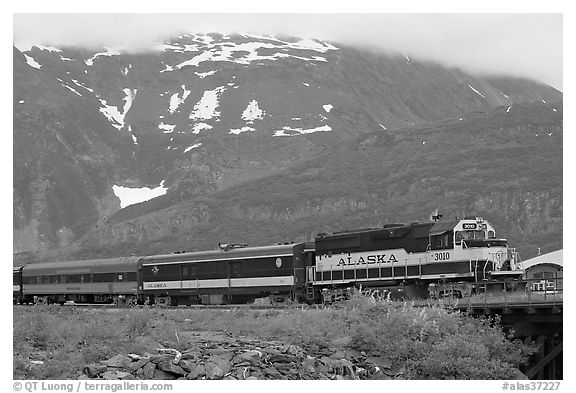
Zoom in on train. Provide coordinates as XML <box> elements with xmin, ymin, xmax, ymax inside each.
<box><xmin>12</xmin><ymin>216</ymin><xmax>523</xmax><ymax>306</ymax></box>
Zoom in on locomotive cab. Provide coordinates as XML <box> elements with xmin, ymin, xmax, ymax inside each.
<box><xmin>450</xmin><ymin>217</ymin><xmax>514</xmax><ymax>272</ymax></box>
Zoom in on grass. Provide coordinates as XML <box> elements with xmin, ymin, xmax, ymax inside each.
<box><xmin>13</xmin><ymin>293</ymin><xmax>536</xmax><ymax>380</ymax></box>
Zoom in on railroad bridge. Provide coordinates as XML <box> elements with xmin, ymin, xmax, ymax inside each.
<box><xmin>439</xmin><ymin>279</ymin><xmax>562</xmax><ymax>380</ymax></box>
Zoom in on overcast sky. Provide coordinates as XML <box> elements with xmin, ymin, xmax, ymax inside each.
<box><xmin>12</xmin><ymin>9</ymin><xmax>564</xmax><ymax>90</ymax></box>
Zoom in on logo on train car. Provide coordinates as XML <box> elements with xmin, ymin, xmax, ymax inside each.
<box><xmin>146</xmin><ymin>282</ymin><xmax>167</xmax><ymax>288</ymax></box>
<box><xmin>462</xmin><ymin>223</ymin><xmax>477</xmax><ymax>230</ymax></box>
<box><xmin>336</xmin><ymin>254</ymin><xmax>398</xmax><ymax>266</ymax></box>
<box><xmin>152</xmin><ymin>266</ymin><xmax>159</xmax><ymax>275</ymax></box>
<box><xmin>275</xmin><ymin>258</ymin><xmax>282</xmax><ymax>268</ymax></box>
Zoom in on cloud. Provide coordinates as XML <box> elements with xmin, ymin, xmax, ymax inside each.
<box><xmin>13</xmin><ymin>13</ymin><xmax>562</xmax><ymax>90</ymax></box>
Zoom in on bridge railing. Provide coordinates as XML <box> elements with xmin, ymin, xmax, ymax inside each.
<box><xmin>436</xmin><ymin>277</ymin><xmax>563</xmax><ymax>309</ymax></box>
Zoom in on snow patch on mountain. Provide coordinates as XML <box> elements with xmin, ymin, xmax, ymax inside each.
<box><xmin>98</xmin><ymin>88</ymin><xmax>137</xmax><ymax>130</ymax></box>
<box><xmin>112</xmin><ymin>181</ymin><xmax>168</xmax><ymax>209</ymax></box>
<box><xmin>192</xmin><ymin>123</ymin><xmax>213</xmax><ymax>134</ymax></box>
<box><xmin>122</xmin><ymin>64</ymin><xmax>132</xmax><ymax>76</ymax></box>
<box><xmin>24</xmin><ymin>54</ymin><xmax>42</xmax><ymax>69</ymax></box>
<box><xmin>70</xmin><ymin>78</ymin><xmax>94</xmax><ymax>93</ymax></box>
<box><xmin>189</xmin><ymin>87</ymin><xmax>226</xmax><ymax>120</ymax></box>
<box><xmin>128</xmin><ymin>125</ymin><xmax>138</xmax><ymax>145</ymax></box>
<box><xmin>468</xmin><ymin>84</ymin><xmax>486</xmax><ymax>98</ymax></box>
<box><xmin>323</xmin><ymin>104</ymin><xmax>333</xmax><ymax>113</ymax></box>
<box><xmin>160</xmin><ymin>34</ymin><xmax>338</xmax><ymax>71</ymax></box>
<box><xmin>195</xmin><ymin>70</ymin><xmax>217</xmax><ymax>78</ymax></box>
<box><xmin>169</xmin><ymin>85</ymin><xmax>191</xmax><ymax>114</ymax></box>
<box><xmin>159</xmin><ymin>122</ymin><xmax>176</xmax><ymax>133</ymax></box>
<box><xmin>85</xmin><ymin>48</ymin><xmax>120</xmax><ymax>66</ymax></box>
<box><xmin>242</xmin><ymin>100</ymin><xmax>265</xmax><ymax>123</ymax></box>
<box><xmin>230</xmin><ymin>126</ymin><xmax>256</xmax><ymax>135</ymax></box>
<box><xmin>36</xmin><ymin>45</ymin><xmax>61</xmax><ymax>52</ymax></box>
<box><xmin>57</xmin><ymin>78</ymin><xmax>82</xmax><ymax>96</ymax></box>
<box><xmin>184</xmin><ymin>143</ymin><xmax>202</xmax><ymax>152</ymax></box>
<box><xmin>273</xmin><ymin>124</ymin><xmax>332</xmax><ymax>137</ymax></box>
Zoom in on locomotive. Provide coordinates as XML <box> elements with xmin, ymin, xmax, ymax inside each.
<box><xmin>13</xmin><ymin>216</ymin><xmax>521</xmax><ymax>306</ymax></box>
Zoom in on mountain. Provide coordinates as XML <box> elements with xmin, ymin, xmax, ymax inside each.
<box><xmin>12</xmin><ymin>33</ymin><xmax>562</xmax><ymax>263</ymax></box>
<box><xmin>70</xmin><ymin>101</ymin><xmax>563</xmax><ymax>261</ymax></box>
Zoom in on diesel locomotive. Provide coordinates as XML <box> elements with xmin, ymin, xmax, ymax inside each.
<box><xmin>13</xmin><ymin>216</ymin><xmax>521</xmax><ymax>306</ymax></box>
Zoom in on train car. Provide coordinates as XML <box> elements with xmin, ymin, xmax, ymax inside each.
<box><xmin>21</xmin><ymin>257</ymin><xmax>140</xmax><ymax>305</ymax></box>
<box><xmin>13</xmin><ymin>266</ymin><xmax>24</xmax><ymax>304</ymax></box>
<box><xmin>308</xmin><ymin>216</ymin><xmax>518</xmax><ymax>301</ymax></box>
<box><xmin>139</xmin><ymin>242</ymin><xmax>313</xmax><ymax>305</ymax></box>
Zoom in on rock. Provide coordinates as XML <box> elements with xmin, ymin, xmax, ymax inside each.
<box><xmin>262</xmin><ymin>367</ymin><xmax>283</xmax><ymax>379</ymax></box>
<box><xmin>330</xmin><ymin>348</ymin><xmax>361</xmax><ymax>360</ymax></box>
<box><xmin>205</xmin><ymin>348</ymin><xmax>234</xmax><ymax>360</ymax></box>
<box><xmin>135</xmin><ymin>368</ymin><xmax>145</xmax><ymax>378</ymax></box>
<box><xmin>301</xmin><ymin>356</ymin><xmax>316</xmax><ymax>373</ymax></box>
<box><xmin>281</xmin><ymin>344</ymin><xmax>304</xmax><ymax>356</ymax></box>
<box><xmin>181</xmin><ymin>349</ymin><xmax>201</xmax><ymax>361</ymax></box>
<box><xmin>101</xmin><ymin>371</ymin><xmax>121</xmax><ymax>380</ymax></box>
<box><xmin>84</xmin><ymin>363</ymin><xmax>107</xmax><ymax>378</ymax></box>
<box><xmin>234</xmin><ymin>349</ymin><xmax>262</xmax><ymax>365</ymax></box>
<box><xmin>149</xmin><ymin>354</ymin><xmax>173</xmax><ymax>364</ymax></box>
<box><xmin>116</xmin><ymin>371</ymin><xmax>135</xmax><ymax>380</ymax></box>
<box><xmin>370</xmin><ymin>371</ymin><xmax>391</xmax><ymax>380</ymax></box>
<box><xmin>268</xmin><ymin>353</ymin><xmax>299</xmax><ymax>363</ymax></box>
<box><xmin>315</xmin><ymin>360</ymin><xmax>331</xmax><ymax>374</ymax></box>
<box><xmin>153</xmin><ymin>369</ymin><xmax>176</xmax><ymax>380</ymax></box>
<box><xmin>365</xmin><ymin>355</ymin><xmax>392</xmax><ymax>370</ymax></box>
<box><xmin>205</xmin><ymin>362</ymin><xmax>226</xmax><ymax>380</ymax></box>
<box><xmin>102</xmin><ymin>354</ymin><xmax>132</xmax><ymax>368</ymax></box>
<box><xmin>127</xmin><ymin>358</ymin><xmax>150</xmax><ymax>371</ymax></box>
<box><xmin>187</xmin><ymin>364</ymin><xmax>205</xmax><ymax>380</ymax></box>
<box><xmin>206</xmin><ymin>355</ymin><xmax>232</xmax><ymax>374</ymax></box>
<box><xmin>142</xmin><ymin>362</ymin><xmax>157</xmax><ymax>379</ymax></box>
<box><xmin>29</xmin><ymin>351</ymin><xmax>47</xmax><ymax>360</ymax></box>
<box><xmin>177</xmin><ymin>359</ymin><xmax>196</xmax><ymax>373</ymax></box>
<box><xmin>151</xmin><ymin>368</ymin><xmax>176</xmax><ymax>380</ymax></box>
<box><xmin>157</xmin><ymin>360</ymin><xmax>187</xmax><ymax>377</ymax></box>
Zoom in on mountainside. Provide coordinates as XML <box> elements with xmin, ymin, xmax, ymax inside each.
<box><xmin>67</xmin><ymin>101</ymin><xmax>562</xmax><ymax>261</ymax></box>
<box><xmin>13</xmin><ymin>33</ymin><xmax>562</xmax><ymax>262</ymax></box>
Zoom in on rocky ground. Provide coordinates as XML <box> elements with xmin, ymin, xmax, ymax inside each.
<box><xmin>78</xmin><ymin>331</ymin><xmax>398</xmax><ymax>380</ymax></box>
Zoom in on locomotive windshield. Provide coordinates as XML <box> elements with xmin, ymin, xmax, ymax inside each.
<box><xmin>455</xmin><ymin>230</ymin><xmax>485</xmax><ymax>244</ymax></box>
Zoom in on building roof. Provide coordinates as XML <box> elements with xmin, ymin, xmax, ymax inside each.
<box><xmin>522</xmin><ymin>250</ymin><xmax>563</xmax><ymax>270</ymax></box>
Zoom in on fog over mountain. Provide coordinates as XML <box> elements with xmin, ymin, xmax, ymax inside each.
<box><xmin>13</xmin><ymin>13</ymin><xmax>563</xmax><ymax>90</ymax></box>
